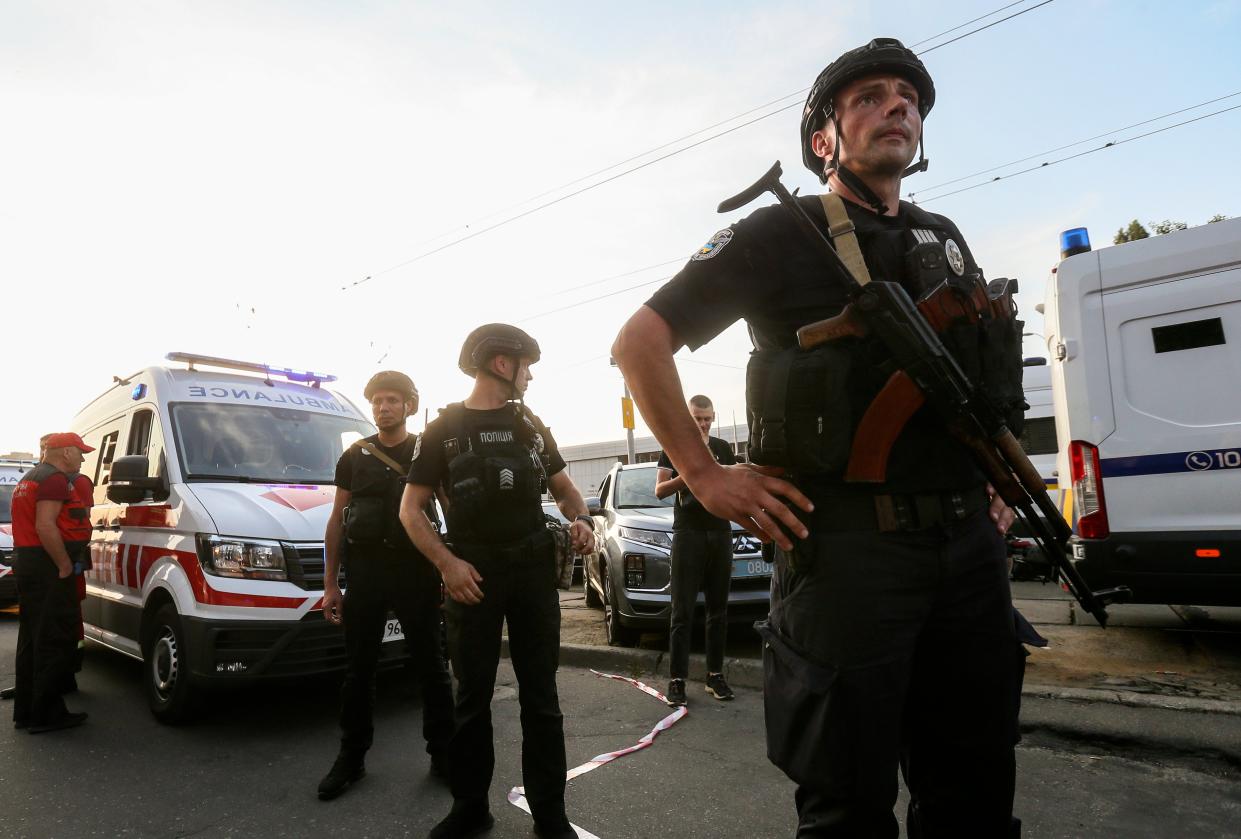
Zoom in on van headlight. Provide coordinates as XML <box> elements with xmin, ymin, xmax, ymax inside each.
<box><xmin>617</xmin><ymin>526</ymin><xmax>672</xmax><ymax>552</ymax></box>
<box><xmin>196</xmin><ymin>535</ymin><xmax>288</xmax><ymax>581</ymax></box>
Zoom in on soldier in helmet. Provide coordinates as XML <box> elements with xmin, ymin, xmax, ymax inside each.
<box><xmin>613</xmin><ymin>38</ymin><xmax>1026</xmax><ymax>837</ymax></box>
<box><xmin>400</xmin><ymin>325</ymin><xmax>596</xmax><ymax>839</ymax></box>
<box><xmin>316</xmin><ymin>370</ymin><xmax>455</xmax><ymax>800</ymax></box>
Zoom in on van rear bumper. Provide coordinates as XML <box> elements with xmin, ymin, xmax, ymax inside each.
<box><xmin>182</xmin><ymin>611</ymin><xmax>408</xmax><ymax>682</ymax></box>
<box><xmin>1072</xmin><ymin>531</ymin><xmax>1241</xmax><ymax>606</ymax></box>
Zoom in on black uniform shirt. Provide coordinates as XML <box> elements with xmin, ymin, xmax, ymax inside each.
<box><xmin>334</xmin><ymin>433</ymin><xmax>418</xmax><ymax>491</ymax></box>
<box><xmin>645</xmin><ymin>195</ymin><xmax>987</xmax><ymax>494</ymax></box>
<box><xmin>657</xmin><ymin>436</ymin><xmax>737</xmax><ymax>531</ymax></box>
<box><xmin>406</xmin><ymin>405</ymin><xmax>566</xmax><ymax>494</ymax></box>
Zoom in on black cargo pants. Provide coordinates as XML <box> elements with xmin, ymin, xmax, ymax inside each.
<box><xmin>669</xmin><ymin>528</ymin><xmax>733</xmax><ymax>679</ymax></box>
<box><xmin>759</xmin><ymin>507</ymin><xmax>1020</xmax><ymax>838</ymax></box>
<box><xmin>13</xmin><ymin>549</ymin><xmax>81</xmax><ymax>727</ymax></box>
<box><xmin>443</xmin><ymin>530</ymin><xmax>566</xmax><ymax>823</ymax></box>
<box><xmin>339</xmin><ymin>547</ymin><xmax>454</xmax><ymax>758</ymax></box>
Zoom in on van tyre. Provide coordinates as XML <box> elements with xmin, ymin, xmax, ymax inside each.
<box><xmin>142</xmin><ymin>603</ymin><xmax>199</xmax><ymax>724</ymax></box>
<box><xmin>602</xmin><ymin>567</ymin><xmax>639</xmax><ymax>647</ymax></box>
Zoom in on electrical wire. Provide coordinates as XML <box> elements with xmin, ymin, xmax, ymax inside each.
<box><xmin>914</xmin><ymin>103</ymin><xmax>1241</xmax><ymax>203</ymax></box>
<box><xmin>344</xmin><ymin>0</ymin><xmax>1055</xmax><ymax>290</ymax></box>
<box><xmin>908</xmin><ymin>90</ymin><xmax>1241</xmax><ymax>198</ymax></box>
<box><xmin>908</xmin><ymin>0</ymin><xmax>1031</xmax><ymax>48</ymax></box>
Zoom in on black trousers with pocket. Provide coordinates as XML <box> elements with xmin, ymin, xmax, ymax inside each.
<box><xmin>760</xmin><ymin>507</ymin><xmax>1020</xmax><ymax>838</ymax></box>
<box><xmin>669</xmin><ymin>528</ymin><xmax>733</xmax><ymax>679</ymax></box>
<box><xmin>339</xmin><ymin>547</ymin><xmax>454</xmax><ymax>758</ymax></box>
<box><xmin>443</xmin><ymin>530</ymin><xmax>566</xmax><ymax>824</ymax></box>
<box><xmin>13</xmin><ymin>548</ymin><xmax>81</xmax><ymax>726</ymax></box>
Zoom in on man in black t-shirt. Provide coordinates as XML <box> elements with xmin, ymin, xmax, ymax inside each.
<box><xmin>401</xmin><ymin>324</ymin><xmax>595</xmax><ymax>839</ymax></box>
<box><xmin>316</xmin><ymin>371</ymin><xmax>454</xmax><ymax>801</ymax></box>
<box><xmin>612</xmin><ymin>39</ymin><xmax>1025</xmax><ymax>838</ymax></box>
<box><xmin>655</xmin><ymin>394</ymin><xmax>737</xmax><ymax>707</ymax></box>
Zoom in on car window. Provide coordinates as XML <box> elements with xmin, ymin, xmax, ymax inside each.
<box><xmin>0</xmin><ymin>484</ymin><xmax>14</xmax><ymax>523</ymax></box>
<box><xmin>542</xmin><ymin>501</ymin><xmax>568</xmax><ymax>524</ymax></box>
<box><xmin>614</xmin><ymin>468</ymin><xmax>673</xmax><ymax>509</ymax></box>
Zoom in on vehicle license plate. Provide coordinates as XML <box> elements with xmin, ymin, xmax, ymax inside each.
<box><xmin>382</xmin><ymin>618</ymin><xmax>405</xmax><ymax>642</ymax></box>
<box><xmin>732</xmin><ymin>558</ymin><xmax>773</xmax><ymax>579</ymax></box>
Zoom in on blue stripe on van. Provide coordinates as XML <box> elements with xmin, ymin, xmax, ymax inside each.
<box><xmin>1101</xmin><ymin>448</ymin><xmax>1241</xmax><ymax>478</ymax></box>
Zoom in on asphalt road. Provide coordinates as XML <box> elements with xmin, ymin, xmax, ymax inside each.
<box><xmin>2</xmin><ymin>612</ymin><xmax>1241</xmax><ymax>838</ymax></box>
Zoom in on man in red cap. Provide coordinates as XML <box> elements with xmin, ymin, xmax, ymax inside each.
<box><xmin>10</xmin><ymin>432</ymin><xmax>95</xmax><ymax>733</ymax></box>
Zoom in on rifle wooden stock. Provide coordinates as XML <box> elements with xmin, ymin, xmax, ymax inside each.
<box><xmin>796</xmin><ymin>304</ymin><xmax>868</xmax><ymax>349</ymax></box>
<box><xmin>844</xmin><ymin>371</ymin><xmax>925</xmax><ymax>483</ymax></box>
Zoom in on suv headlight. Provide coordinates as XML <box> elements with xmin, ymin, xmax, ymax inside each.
<box><xmin>617</xmin><ymin>526</ymin><xmax>672</xmax><ymax>552</ymax></box>
<box><xmin>196</xmin><ymin>535</ymin><xmax>288</xmax><ymax>581</ymax></box>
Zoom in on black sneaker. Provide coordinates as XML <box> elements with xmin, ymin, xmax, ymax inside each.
<box><xmin>705</xmin><ymin>673</ymin><xmax>735</xmax><ymax>701</ymax></box>
<box><xmin>28</xmin><ymin>711</ymin><xmax>88</xmax><ymax>734</ymax></box>
<box><xmin>533</xmin><ymin>814</ymin><xmax>576</xmax><ymax>838</ymax></box>
<box><xmin>317</xmin><ymin>753</ymin><xmax>366</xmax><ymax>800</ymax></box>
<box><xmin>666</xmin><ymin>678</ymin><xmax>687</xmax><ymax>707</ymax></box>
<box><xmin>429</xmin><ymin>803</ymin><xmax>495</xmax><ymax>839</ymax></box>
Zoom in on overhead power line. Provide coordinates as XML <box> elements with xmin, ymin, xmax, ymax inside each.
<box><xmin>344</xmin><ymin>0</ymin><xmax>1056</xmax><ymax>291</ymax></box>
<box><xmin>914</xmin><ymin>103</ymin><xmax>1241</xmax><ymax>203</ymax></box>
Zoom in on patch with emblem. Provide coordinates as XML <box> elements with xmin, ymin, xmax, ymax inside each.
<box><xmin>411</xmin><ymin>435</ymin><xmax>422</xmax><ymax>462</ymax></box>
<box><xmin>944</xmin><ymin>239</ymin><xmax>966</xmax><ymax>276</ymax></box>
<box><xmin>442</xmin><ymin>438</ymin><xmax>459</xmax><ymax>460</ymax></box>
<box><xmin>691</xmin><ymin>228</ymin><xmax>733</xmax><ymax>261</ymax></box>
<box><xmin>532</xmin><ymin>432</ymin><xmax>545</xmax><ymax>454</ymax></box>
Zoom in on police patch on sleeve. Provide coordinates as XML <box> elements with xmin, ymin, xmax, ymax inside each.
<box><xmin>411</xmin><ymin>435</ymin><xmax>422</xmax><ymax>462</ymax></box>
<box><xmin>691</xmin><ymin>228</ymin><xmax>733</xmax><ymax>261</ymax></box>
<box><xmin>944</xmin><ymin>239</ymin><xmax>966</xmax><ymax>276</ymax></box>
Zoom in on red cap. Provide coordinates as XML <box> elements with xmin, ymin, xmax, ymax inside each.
<box><xmin>44</xmin><ymin>432</ymin><xmax>95</xmax><ymax>453</ymax></box>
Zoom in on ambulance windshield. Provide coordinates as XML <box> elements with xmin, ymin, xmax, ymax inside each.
<box><xmin>170</xmin><ymin>403</ymin><xmax>373</xmax><ymax>484</ymax></box>
<box><xmin>0</xmin><ymin>484</ymin><xmax>14</xmax><ymax>523</ymax></box>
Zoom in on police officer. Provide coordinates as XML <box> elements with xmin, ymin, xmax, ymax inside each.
<box><xmin>10</xmin><ymin>432</ymin><xmax>95</xmax><ymax>733</ymax></box>
<box><xmin>317</xmin><ymin>371</ymin><xmax>455</xmax><ymax>800</ymax></box>
<box><xmin>400</xmin><ymin>324</ymin><xmax>594</xmax><ymax>839</ymax></box>
<box><xmin>612</xmin><ymin>39</ymin><xmax>1025</xmax><ymax>837</ymax></box>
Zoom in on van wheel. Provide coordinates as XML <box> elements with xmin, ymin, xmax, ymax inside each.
<box><xmin>142</xmin><ymin>604</ymin><xmax>199</xmax><ymax>724</ymax></box>
<box><xmin>584</xmin><ymin>563</ymin><xmax>603</xmax><ymax>609</ymax></box>
<box><xmin>602</xmin><ymin>568</ymin><xmax>639</xmax><ymax>648</ymax></box>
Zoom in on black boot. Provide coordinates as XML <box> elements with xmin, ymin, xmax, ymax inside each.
<box><xmin>429</xmin><ymin>800</ymin><xmax>494</xmax><ymax>839</ymax></box>
<box><xmin>317</xmin><ymin>751</ymin><xmax>366</xmax><ymax>800</ymax></box>
<box><xmin>532</xmin><ymin>813</ymin><xmax>576</xmax><ymax>839</ymax></box>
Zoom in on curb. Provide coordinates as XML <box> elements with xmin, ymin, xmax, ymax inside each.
<box><xmin>501</xmin><ymin>640</ymin><xmax>1241</xmax><ymax>718</ymax></box>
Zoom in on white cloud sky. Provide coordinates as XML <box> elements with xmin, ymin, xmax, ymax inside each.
<box><xmin>1</xmin><ymin>0</ymin><xmax>1237</xmax><ymax>454</ymax></box>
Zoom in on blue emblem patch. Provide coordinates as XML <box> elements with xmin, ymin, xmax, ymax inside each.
<box><xmin>691</xmin><ymin>229</ymin><xmax>734</xmax><ymax>261</ymax></box>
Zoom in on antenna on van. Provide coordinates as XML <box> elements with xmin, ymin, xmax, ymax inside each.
<box><xmin>165</xmin><ymin>352</ymin><xmax>338</xmax><ymax>388</ymax></box>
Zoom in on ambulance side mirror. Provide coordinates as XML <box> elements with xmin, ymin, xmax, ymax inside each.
<box><xmin>107</xmin><ymin>455</ymin><xmax>163</xmax><ymax>503</ymax></box>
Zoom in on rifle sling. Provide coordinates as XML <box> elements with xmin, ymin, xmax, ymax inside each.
<box><xmin>355</xmin><ymin>440</ymin><xmax>408</xmax><ymax>475</ymax></box>
<box><xmin>818</xmin><ymin>193</ymin><xmax>873</xmax><ymax>287</ymax></box>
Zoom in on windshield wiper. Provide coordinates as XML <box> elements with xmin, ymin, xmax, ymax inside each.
<box><xmin>186</xmin><ymin>474</ymin><xmax>256</xmax><ymax>483</ymax></box>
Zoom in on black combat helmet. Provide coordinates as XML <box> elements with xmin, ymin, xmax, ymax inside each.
<box><xmin>800</xmin><ymin>38</ymin><xmax>936</xmax><ymax>206</ymax></box>
<box><xmin>363</xmin><ymin>370</ymin><xmax>419</xmax><ymax>410</ymax></box>
<box><xmin>458</xmin><ymin>324</ymin><xmax>541</xmax><ymax>377</ymax></box>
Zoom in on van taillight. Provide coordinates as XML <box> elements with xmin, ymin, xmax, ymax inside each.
<box><xmin>1069</xmin><ymin>441</ymin><xmax>1109</xmax><ymax>539</ymax></box>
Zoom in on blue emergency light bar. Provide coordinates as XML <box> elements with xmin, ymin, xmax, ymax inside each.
<box><xmin>165</xmin><ymin>352</ymin><xmax>337</xmax><ymax>386</ymax></box>
<box><xmin>1060</xmin><ymin>227</ymin><xmax>1091</xmax><ymax>259</ymax></box>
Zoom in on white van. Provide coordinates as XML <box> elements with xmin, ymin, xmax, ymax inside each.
<box><xmin>73</xmin><ymin>352</ymin><xmax>399</xmax><ymax>722</ymax></box>
<box><xmin>1044</xmin><ymin>218</ymin><xmax>1241</xmax><ymax>605</ymax></box>
<box><xmin>1008</xmin><ymin>361</ymin><xmax>1061</xmax><ymax>580</ymax></box>
<box><xmin>0</xmin><ymin>458</ymin><xmax>39</xmax><ymax>607</ymax></box>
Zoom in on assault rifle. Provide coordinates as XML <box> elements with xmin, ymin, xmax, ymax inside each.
<box><xmin>718</xmin><ymin>161</ymin><xmax>1130</xmax><ymax>626</ymax></box>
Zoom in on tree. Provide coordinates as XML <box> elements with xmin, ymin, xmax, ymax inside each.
<box><xmin>1114</xmin><ymin>219</ymin><xmax>1149</xmax><ymax>244</ymax></box>
<box><xmin>1149</xmin><ymin>219</ymin><xmax>1188</xmax><ymax>235</ymax></box>
<box><xmin>1208</xmin><ymin>214</ymin><xmax>1229</xmax><ymax>224</ymax></box>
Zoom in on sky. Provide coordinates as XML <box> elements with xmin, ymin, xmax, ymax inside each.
<box><xmin>2</xmin><ymin>0</ymin><xmax>1239</xmax><ymax>453</ymax></box>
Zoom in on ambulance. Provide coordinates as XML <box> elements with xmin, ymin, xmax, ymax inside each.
<box><xmin>1044</xmin><ymin>218</ymin><xmax>1241</xmax><ymax>605</ymax></box>
<box><xmin>0</xmin><ymin>458</ymin><xmax>39</xmax><ymax>607</ymax></box>
<box><xmin>72</xmin><ymin>352</ymin><xmax>401</xmax><ymax>722</ymax></box>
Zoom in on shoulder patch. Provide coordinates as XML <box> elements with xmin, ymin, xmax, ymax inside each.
<box><xmin>411</xmin><ymin>435</ymin><xmax>422</xmax><ymax>462</ymax></box>
<box><xmin>691</xmin><ymin>228</ymin><xmax>733</xmax><ymax>261</ymax></box>
<box><xmin>944</xmin><ymin>239</ymin><xmax>966</xmax><ymax>276</ymax></box>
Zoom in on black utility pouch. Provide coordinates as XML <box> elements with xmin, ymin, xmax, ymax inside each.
<box><xmin>343</xmin><ymin>496</ymin><xmax>386</xmax><ymax>544</ymax></box>
<box><xmin>746</xmin><ymin>343</ymin><xmax>853</xmax><ymax>473</ymax></box>
<box><xmin>979</xmin><ymin>316</ymin><xmax>1026</xmax><ymax>433</ymax></box>
<box><xmin>754</xmin><ymin>619</ymin><xmax>838</xmax><ymax>786</ymax></box>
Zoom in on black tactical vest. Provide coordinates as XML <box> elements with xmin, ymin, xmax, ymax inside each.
<box><xmin>440</xmin><ymin>403</ymin><xmax>550</xmax><ymax>545</ymax></box>
<box><xmin>343</xmin><ymin>436</ymin><xmax>421</xmax><ymax>552</ymax></box>
<box><xmin>745</xmin><ymin>201</ymin><xmax>1024</xmax><ymax>486</ymax></box>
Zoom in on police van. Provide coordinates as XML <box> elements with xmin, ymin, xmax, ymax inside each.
<box><xmin>1044</xmin><ymin>218</ymin><xmax>1241</xmax><ymax>605</ymax></box>
<box><xmin>0</xmin><ymin>458</ymin><xmax>38</xmax><ymax>607</ymax></box>
<box><xmin>72</xmin><ymin>353</ymin><xmax>399</xmax><ymax>722</ymax></box>
<box><xmin>1008</xmin><ymin>361</ymin><xmax>1061</xmax><ymax>580</ymax></box>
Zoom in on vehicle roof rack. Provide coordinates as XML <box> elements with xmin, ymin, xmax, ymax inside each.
<box><xmin>165</xmin><ymin>352</ymin><xmax>337</xmax><ymax>388</ymax></box>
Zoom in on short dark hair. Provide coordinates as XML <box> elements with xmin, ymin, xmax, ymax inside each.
<box><xmin>688</xmin><ymin>395</ymin><xmax>713</xmax><ymax>411</ymax></box>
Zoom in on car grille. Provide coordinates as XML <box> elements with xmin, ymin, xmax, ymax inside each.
<box><xmin>284</xmin><ymin>544</ymin><xmax>343</xmax><ymax>591</ymax></box>
<box><xmin>209</xmin><ymin>612</ymin><xmax>406</xmax><ymax>677</ymax></box>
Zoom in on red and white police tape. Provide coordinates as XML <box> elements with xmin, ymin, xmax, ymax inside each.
<box><xmin>507</xmin><ymin>669</ymin><xmax>689</xmax><ymax>838</ymax></box>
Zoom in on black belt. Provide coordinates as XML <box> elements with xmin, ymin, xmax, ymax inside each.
<box><xmin>801</xmin><ymin>485</ymin><xmax>991</xmax><ymax>533</ymax></box>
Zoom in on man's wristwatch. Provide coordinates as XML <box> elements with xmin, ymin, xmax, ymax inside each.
<box><xmin>574</xmin><ymin>515</ymin><xmax>595</xmax><ymax>531</ymax></box>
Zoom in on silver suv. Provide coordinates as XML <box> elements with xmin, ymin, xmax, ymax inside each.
<box><xmin>583</xmin><ymin>462</ymin><xmax>773</xmax><ymax>646</ymax></box>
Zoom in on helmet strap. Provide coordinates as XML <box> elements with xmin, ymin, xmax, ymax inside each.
<box><xmin>901</xmin><ymin>134</ymin><xmax>929</xmax><ymax>179</ymax></box>
<box><xmin>826</xmin><ymin>112</ymin><xmax>890</xmax><ymax>216</ymax></box>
